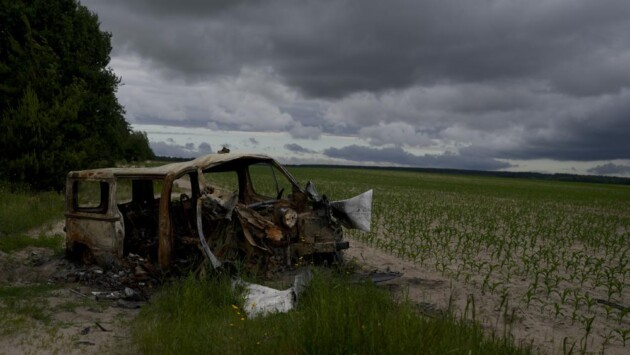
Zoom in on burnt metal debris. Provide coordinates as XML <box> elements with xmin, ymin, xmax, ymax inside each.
<box><xmin>52</xmin><ymin>252</ymin><xmax>157</xmax><ymax>301</ymax></box>
<box><xmin>65</xmin><ymin>153</ymin><xmax>372</xmax><ymax>277</ymax></box>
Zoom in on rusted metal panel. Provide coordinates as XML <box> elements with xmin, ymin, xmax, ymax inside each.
<box><xmin>158</xmin><ymin>173</ymin><xmax>175</xmax><ymax>269</ymax></box>
<box><xmin>236</xmin><ymin>206</ymin><xmax>286</xmax><ymax>245</ymax></box>
<box><xmin>67</xmin><ymin>153</ymin><xmax>275</xmax><ymax>180</ymax></box>
<box><xmin>66</xmin><ymin>217</ymin><xmax>119</xmax><ymax>264</ymax></box>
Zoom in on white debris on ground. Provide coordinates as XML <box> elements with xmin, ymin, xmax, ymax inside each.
<box><xmin>234</xmin><ymin>268</ymin><xmax>312</xmax><ymax>318</ymax></box>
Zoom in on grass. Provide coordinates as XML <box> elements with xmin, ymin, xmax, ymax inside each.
<box><xmin>0</xmin><ymin>181</ymin><xmax>64</xmax><ymax>236</ymax></box>
<box><xmin>0</xmin><ymin>234</ymin><xmax>64</xmax><ymax>253</ymax></box>
<box><xmin>132</xmin><ymin>269</ymin><xmax>530</xmax><ymax>355</ymax></box>
<box><xmin>0</xmin><ymin>182</ymin><xmax>66</xmax><ymax>339</ymax></box>
<box><xmin>0</xmin><ymin>284</ymin><xmax>58</xmax><ymax>335</ymax></box>
<box><xmin>0</xmin><ymin>181</ymin><xmax>65</xmax><ymax>254</ymax></box>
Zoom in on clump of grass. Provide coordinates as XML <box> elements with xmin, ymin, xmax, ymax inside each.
<box><xmin>132</xmin><ymin>273</ymin><xmax>241</xmax><ymax>354</ymax></box>
<box><xmin>0</xmin><ymin>284</ymin><xmax>58</xmax><ymax>335</ymax></box>
<box><xmin>132</xmin><ymin>270</ymin><xmax>530</xmax><ymax>355</ymax></box>
<box><xmin>0</xmin><ymin>181</ymin><xmax>64</xmax><ymax>236</ymax></box>
<box><xmin>0</xmin><ymin>234</ymin><xmax>64</xmax><ymax>253</ymax></box>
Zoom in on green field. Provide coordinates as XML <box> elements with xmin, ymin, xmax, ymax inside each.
<box><xmin>286</xmin><ymin>167</ymin><xmax>630</xmax><ymax>352</ymax></box>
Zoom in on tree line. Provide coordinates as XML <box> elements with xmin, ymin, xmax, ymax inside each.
<box><xmin>300</xmin><ymin>165</ymin><xmax>630</xmax><ymax>186</ymax></box>
<box><xmin>0</xmin><ymin>0</ymin><xmax>154</xmax><ymax>191</ymax></box>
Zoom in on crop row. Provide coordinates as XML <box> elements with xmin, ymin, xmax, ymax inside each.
<box><xmin>293</xmin><ymin>168</ymin><xmax>630</xmax><ymax>352</ymax></box>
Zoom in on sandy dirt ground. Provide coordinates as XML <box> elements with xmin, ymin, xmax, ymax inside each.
<box><xmin>0</xmin><ymin>245</ymin><xmax>139</xmax><ymax>355</ymax></box>
<box><xmin>345</xmin><ymin>237</ymin><xmax>628</xmax><ymax>355</ymax></box>
<box><xmin>0</xmin><ymin>221</ymin><xmax>140</xmax><ymax>355</ymax></box>
<box><xmin>1</xmin><ymin>222</ymin><xmax>627</xmax><ymax>354</ymax></box>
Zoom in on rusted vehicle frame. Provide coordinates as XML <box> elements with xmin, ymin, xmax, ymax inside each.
<box><xmin>65</xmin><ymin>153</ymin><xmax>371</xmax><ymax>272</ymax></box>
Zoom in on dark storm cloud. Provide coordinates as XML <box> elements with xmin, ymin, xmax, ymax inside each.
<box><xmin>324</xmin><ymin>145</ymin><xmax>511</xmax><ymax>171</ymax></box>
<box><xmin>458</xmin><ymin>90</ymin><xmax>630</xmax><ymax>161</ymax></box>
<box><xmin>588</xmin><ymin>163</ymin><xmax>630</xmax><ymax>176</ymax></box>
<box><xmin>284</xmin><ymin>143</ymin><xmax>316</xmax><ymax>154</ymax></box>
<box><xmin>82</xmin><ymin>0</ymin><xmax>630</xmax><ymax>169</ymax></box>
<box><xmin>85</xmin><ymin>0</ymin><xmax>630</xmax><ymax>98</ymax></box>
<box><xmin>101</xmin><ymin>0</ymin><xmax>247</xmax><ymax>17</ymax></box>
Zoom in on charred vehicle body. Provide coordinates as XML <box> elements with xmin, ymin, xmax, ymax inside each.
<box><xmin>65</xmin><ymin>153</ymin><xmax>372</xmax><ymax>274</ymax></box>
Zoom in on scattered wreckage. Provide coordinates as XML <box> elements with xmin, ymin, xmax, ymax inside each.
<box><xmin>65</xmin><ymin>153</ymin><xmax>372</xmax><ymax>277</ymax></box>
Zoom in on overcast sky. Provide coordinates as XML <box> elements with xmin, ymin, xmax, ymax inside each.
<box><xmin>81</xmin><ymin>0</ymin><xmax>630</xmax><ymax>176</ymax></box>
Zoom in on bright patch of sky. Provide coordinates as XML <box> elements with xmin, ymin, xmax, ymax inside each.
<box><xmin>132</xmin><ymin>123</ymin><xmax>369</xmax><ymax>164</ymax></box>
<box><xmin>134</xmin><ymin>123</ymin><xmax>630</xmax><ymax>176</ymax></box>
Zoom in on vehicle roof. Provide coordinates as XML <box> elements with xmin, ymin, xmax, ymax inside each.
<box><xmin>67</xmin><ymin>153</ymin><xmax>275</xmax><ymax>180</ymax></box>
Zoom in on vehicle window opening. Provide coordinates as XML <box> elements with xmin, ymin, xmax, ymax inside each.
<box><xmin>118</xmin><ymin>178</ymin><xmax>161</xmax><ymax>258</ymax></box>
<box><xmin>171</xmin><ymin>173</ymin><xmax>201</xmax><ymax>245</ymax></box>
<box><xmin>249</xmin><ymin>163</ymin><xmax>293</xmax><ymax>201</ymax></box>
<box><xmin>72</xmin><ymin>180</ymin><xmax>109</xmax><ymax>213</ymax></box>
<box><xmin>202</xmin><ymin>170</ymin><xmax>240</xmax><ymax>202</ymax></box>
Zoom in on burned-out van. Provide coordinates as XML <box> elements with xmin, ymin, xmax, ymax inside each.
<box><xmin>65</xmin><ymin>153</ymin><xmax>372</xmax><ymax>273</ymax></box>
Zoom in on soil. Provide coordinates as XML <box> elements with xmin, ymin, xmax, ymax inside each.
<box><xmin>1</xmin><ymin>224</ymin><xmax>627</xmax><ymax>354</ymax></box>
<box><xmin>344</xmin><ymin>238</ymin><xmax>628</xmax><ymax>355</ymax></box>
<box><xmin>0</xmin><ymin>224</ymin><xmax>142</xmax><ymax>355</ymax></box>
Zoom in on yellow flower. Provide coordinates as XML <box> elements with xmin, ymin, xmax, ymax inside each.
<box><xmin>240</xmin><ymin>317</ymin><xmax>245</xmax><ymax>321</ymax></box>
<box><xmin>231</xmin><ymin>304</ymin><xmax>239</xmax><ymax>310</ymax></box>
